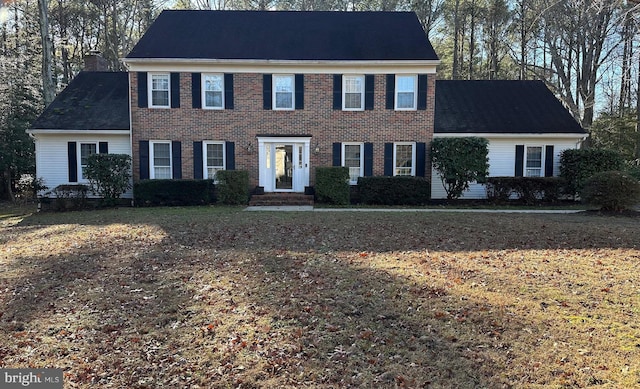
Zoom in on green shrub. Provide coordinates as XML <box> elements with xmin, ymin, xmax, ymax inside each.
<box><xmin>134</xmin><ymin>179</ymin><xmax>214</xmax><ymax>206</ymax></box>
<box><xmin>560</xmin><ymin>149</ymin><xmax>625</xmax><ymax>195</ymax></box>
<box><xmin>315</xmin><ymin>167</ymin><xmax>350</xmax><ymax>205</ymax></box>
<box><xmin>581</xmin><ymin>171</ymin><xmax>640</xmax><ymax>212</ymax></box>
<box><xmin>216</xmin><ymin>170</ymin><xmax>249</xmax><ymax>205</ymax></box>
<box><xmin>431</xmin><ymin>137</ymin><xmax>489</xmax><ymax>199</ymax></box>
<box><xmin>485</xmin><ymin>177</ymin><xmax>564</xmax><ymax>204</ymax></box>
<box><xmin>626</xmin><ymin>165</ymin><xmax>640</xmax><ymax>181</ymax></box>
<box><xmin>84</xmin><ymin>154</ymin><xmax>132</xmax><ymax>206</ymax></box>
<box><xmin>358</xmin><ymin>176</ymin><xmax>430</xmax><ymax>205</ymax></box>
<box><xmin>52</xmin><ymin>184</ymin><xmax>88</xmax><ymax>211</ymax></box>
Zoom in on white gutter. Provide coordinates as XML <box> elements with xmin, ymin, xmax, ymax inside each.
<box><xmin>27</xmin><ymin>129</ymin><xmax>131</xmax><ymax>135</ymax></box>
<box><xmin>433</xmin><ymin>132</ymin><xmax>588</xmax><ymax>140</ymax></box>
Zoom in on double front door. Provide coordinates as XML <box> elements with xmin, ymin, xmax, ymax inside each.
<box><xmin>257</xmin><ymin>137</ymin><xmax>310</xmax><ymax>192</ymax></box>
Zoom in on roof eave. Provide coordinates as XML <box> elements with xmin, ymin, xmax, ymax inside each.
<box><xmin>433</xmin><ymin>132</ymin><xmax>588</xmax><ymax>139</ymax></box>
<box><xmin>28</xmin><ymin>129</ymin><xmax>131</xmax><ymax>135</ymax></box>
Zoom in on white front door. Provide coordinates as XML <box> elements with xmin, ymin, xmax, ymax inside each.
<box><xmin>258</xmin><ymin>137</ymin><xmax>310</xmax><ymax>192</ymax></box>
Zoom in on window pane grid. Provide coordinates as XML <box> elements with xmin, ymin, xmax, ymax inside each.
<box><xmin>203</xmin><ymin>74</ymin><xmax>224</xmax><ymax>108</ymax></box>
<box><xmin>396</xmin><ymin>76</ymin><xmax>416</xmax><ymax>109</ymax></box>
<box><xmin>343</xmin><ymin>76</ymin><xmax>363</xmax><ymax>110</ymax></box>
<box><xmin>526</xmin><ymin>147</ymin><xmax>543</xmax><ymax>177</ymax></box>
<box><xmin>274</xmin><ymin>76</ymin><xmax>294</xmax><ymax>109</ymax></box>
<box><xmin>395</xmin><ymin>144</ymin><xmax>413</xmax><ymax>176</ymax></box>
<box><xmin>151</xmin><ymin>75</ymin><xmax>169</xmax><ymax>107</ymax></box>
<box><xmin>344</xmin><ymin>144</ymin><xmax>362</xmax><ymax>183</ymax></box>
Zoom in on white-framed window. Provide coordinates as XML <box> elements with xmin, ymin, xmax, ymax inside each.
<box><xmin>202</xmin><ymin>73</ymin><xmax>224</xmax><ymax>109</ymax></box>
<box><xmin>204</xmin><ymin>141</ymin><xmax>225</xmax><ymax>181</ymax></box>
<box><xmin>150</xmin><ymin>141</ymin><xmax>172</xmax><ymax>179</ymax></box>
<box><xmin>395</xmin><ymin>75</ymin><xmax>417</xmax><ymax>110</ymax></box>
<box><xmin>79</xmin><ymin>142</ymin><xmax>97</xmax><ymax>180</ymax></box>
<box><xmin>394</xmin><ymin>142</ymin><xmax>416</xmax><ymax>176</ymax></box>
<box><xmin>525</xmin><ymin>146</ymin><xmax>543</xmax><ymax>177</ymax></box>
<box><xmin>149</xmin><ymin>73</ymin><xmax>170</xmax><ymax>108</ymax></box>
<box><xmin>343</xmin><ymin>75</ymin><xmax>365</xmax><ymax>111</ymax></box>
<box><xmin>273</xmin><ymin>74</ymin><xmax>294</xmax><ymax>110</ymax></box>
<box><xmin>342</xmin><ymin>143</ymin><xmax>364</xmax><ymax>185</ymax></box>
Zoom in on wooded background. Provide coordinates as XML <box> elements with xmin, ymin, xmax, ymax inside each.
<box><xmin>1</xmin><ymin>0</ymin><xmax>639</xmax><ymax>199</ymax></box>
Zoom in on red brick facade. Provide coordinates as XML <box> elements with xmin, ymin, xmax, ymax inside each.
<box><xmin>131</xmin><ymin>71</ymin><xmax>436</xmax><ymax>188</ymax></box>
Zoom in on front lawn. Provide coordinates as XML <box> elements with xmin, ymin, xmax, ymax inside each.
<box><xmin>1</xmin><ymin>206</ymin><xmax>639</xmax><ymax>388</ymax></box>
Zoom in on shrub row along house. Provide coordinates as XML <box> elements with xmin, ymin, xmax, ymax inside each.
<box><xmin>28</xmin><ymin>10</ymin><xmax>587</xmax><ymax>202</ymax></box>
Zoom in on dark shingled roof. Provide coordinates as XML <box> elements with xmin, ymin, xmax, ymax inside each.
<box><xmin>434</xmin><ymin>80</ymin><xmax>586</xmax><ymax>134</ymax></box>
<box><xmin>126</xmin><ymin>10</ymin><xmax>438</xmax><ymax>61</ymax></box>
<box><xmin>31</xmin><ymin>72</ymin><xmax>129</xmax><ymax>131</ymax></box>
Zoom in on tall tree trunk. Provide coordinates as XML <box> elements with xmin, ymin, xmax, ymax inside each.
<box><xmin>3</xmin><ymin>168</ymin><xmax>14</xmax><ymax>202</ymax></box>
<box><xmin>38</xmin><ymin>0</ymin><xmax>55</xmax><ymax>106</ymax></box>
<box><xmin>452</xmin><ymin>0</ymin><xmax>460</xmax><ymax>80</ymax></box>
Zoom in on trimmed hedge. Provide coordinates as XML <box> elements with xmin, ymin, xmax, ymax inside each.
<box><xmin>560</xmin><ymin>149</ymin><xmax>625</xmax><ymax>195</ymax></box>
<box><xmin>216</xmin><ymin>170</ymin><xmax>249</xmax><ymax>205</ymax></box>
<box><xmin>486</xmin><ymin>177</ymin><xmax>564</xmax><ymax>204</ymax></box>
<box><xmin>358</xmin><ymin>176</ymin><xmax>430</xmax><ymax>205</ymax></box>
<box><xmin>581</xmin><ymin>171</ymin><xmax>640</xmax><ymax>211</ymax></box>
<box><xmin>315</xmin><ymin>167</ymin><xmax>350</xmax><ymax>205</ymax></box>
<box><xmin>134</xmin><ymin>179</ymin><xmax>215</xmax><ymax>207</ymax></box>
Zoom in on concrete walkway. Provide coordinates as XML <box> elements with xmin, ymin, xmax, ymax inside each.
<box><xmin>244</xmin><ymin>206</ymin><xmax>582</xmax><ymax>213</ymax></box>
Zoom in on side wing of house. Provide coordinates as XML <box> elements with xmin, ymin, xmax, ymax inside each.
<box><xmin>28</xmin><ymin>71</ymin><xmax>132</xmax><ymax>198</ymax></box>
<box><xmin>432</xmin><ymin>80</ymin><xmax>587</xmax><ymax>200</ymax></box>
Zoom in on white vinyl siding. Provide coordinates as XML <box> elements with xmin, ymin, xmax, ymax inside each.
<box><xmin>150</xmin><ymin>141</ymin><xmax>172</xmax><ymax>179</ymax></box>
<box><xmin>342</xmin><ymin>75</ymin><xmax>364</xmax><ymax>111</ymax></box>
<box><xmin>202</xmin><ymin>74</ymin><xmax>224</xmax><ymax>109</ymax></box>
<box><xmin>342</xmin><ymin>143</ymin><xmax>364</xmax><ymax>185</ymax></box>
<box><xmin>273</xmin><ymin>75</ymin><xmax>294</xmax><ymax>110</ymax></box>
<box><xmin>149</xmin><ymin>73</ymin><xmax>170</xmax><ymax>108</ymax></box>
<box><xmin>204</xmin><ymin>141</ymin><xmax>225</xmax><ymax>180</ymax></box>
<box><xmin>32</xmin><ymin>133</ymin><xmax>132</xmax><ymax>198</ymax></box>
<box><xmin>395</xmin><ymin>75</ymin><xmax>417</xmax><ymax>110</ymax></box>
<box><xmin>431</xmin><ymin>137</ymin><xmax>583</xmax><ymax>199</ymax></box>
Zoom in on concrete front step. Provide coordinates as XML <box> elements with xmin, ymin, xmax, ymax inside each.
<box><xmin>249</xmin><ymin>193</ymin><xmax>314</xmax><ymax>206</ymax></box>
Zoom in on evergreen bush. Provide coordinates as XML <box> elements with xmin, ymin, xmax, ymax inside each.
<box><xmin>358</xmin><ymin>176</ymin><xmax>430</xmax><ymax>205</ymax></box>
<box><xmin>581</xmin><ymin>171</ymin><xmax>640</xmax><ymax>212</ymax></box>
<box><xmin>134</xmin><ymin>179</ymin><xmax>215</xmax><ymax>206</ymax></box>
<box><xmin>216</xmin><ymin>170</ymin><xmax>249</xmax><ymax>205</ymax></box>
<box><xmin>315</xmin><ymin>167</ymin><xmax>350</xmax><ymax>205</ymax></box>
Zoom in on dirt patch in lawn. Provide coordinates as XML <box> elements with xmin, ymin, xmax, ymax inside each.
<box><xmin>1</xmin><ymin>207</ymin><xmax>639</xmax><ymax>388</ymax></box>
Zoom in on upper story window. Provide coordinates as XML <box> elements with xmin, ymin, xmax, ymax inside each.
<box><xmin>204</xmin><ymin>141</ymin><xmax>225</xmax><ymax>181</ymax></box>
<box><xmin>149</xmin><ymin>73</ymin><xmax>170</xmax><ymax>108</ymax></box>
<box><xmin>395</xmin><ymin>75</ymin><xmax>417</xmax><ymax>110</ymax></box>
<box><xmin>273</xmin><ymin>75</ymin><xmax>294</xmax><ymax>110</ymax></box>
<box><xmin>203</xmin><ymin>74</ymin><xmax>224</xmax><ymax>109</ymax></box>
<box><xmin>150</xmin><ymin>141</ymin><xmax>172</xmax><ymax>179</ymax></box>
<box><xmin>526</xmin><ymin>146</ymin><xmax>543</xmax><ymax>177</ymax></box>
<box><xmin>342</xmin><ymin>143</ymin><xmax>364</xmax><ymax>185</ymax></box>
<box><xmin>79</xmin><ymin>143</ymin><xmax>97</xmax><ymax>180</ymax></box>
<box><xmin>394</xmin><ymin>142</ymin><xmax>416</xmax><ymax>176</ymax></box>
<box><xmin>343</xmin><ymin>75</ymin><xmax>364</xmax><ymax>111</ymax></box>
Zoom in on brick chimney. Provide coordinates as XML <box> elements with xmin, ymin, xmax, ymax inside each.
<box><xmin>83</xmin><ymin>51</ymin><xmax>109</xmax><ymax>71</ymax></box>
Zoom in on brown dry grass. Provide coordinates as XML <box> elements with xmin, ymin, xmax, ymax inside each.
<box><xmin>1</xmin><ymin>205</ymin><xmax>639</xmax><ymax>388</ymax></box>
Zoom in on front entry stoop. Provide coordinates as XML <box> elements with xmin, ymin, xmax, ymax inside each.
<box><xmin>249</xmin><ymin>193</ymin><xmax>314</xmax><ymax>206</ymax></box>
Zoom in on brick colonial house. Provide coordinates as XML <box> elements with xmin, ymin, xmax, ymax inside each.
<box><xmin>29</xmin><ymin>10</ymin><xmax>586</xmax><ymax>201</ymax></box>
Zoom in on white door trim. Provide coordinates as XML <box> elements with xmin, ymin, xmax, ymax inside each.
<box><xmin>257</xmin><ymin>136</ymin><xmax>311</xmax><ymax>192</ymax></box>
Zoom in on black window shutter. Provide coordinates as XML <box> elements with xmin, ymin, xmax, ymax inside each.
<box><xmin>263</xmin><ymin>75</ymin><xmax>272</xmax><ymax>110</ymax></box>
<box><xmin>545</xmin><ymin>145</ymin><xmax>555</xmax><ymax>177</ymax></box>
<box><xmin>416</xmin><ymin>142</ymin><xmax>426</xmax><ymax>177</ymax></box>
<box><xmin>333</xmin><ymin>74</ymin><xmax>342</xmax><ymax>110</ymax></box>
<box><xmin>417</xmin><ymin>74</ymin><xmax>428</xmax><ymax>110</ymax></box>
<box><xmin>194</xmin><ymin>141</ymin><xmax>203</xmax><ymax>179</ymax></box>
<box><xmin>170</xmin><ymin>73</ymin><xmax>180</xmax><ymax>108</ymax></box>
<box><xmin>68</xmin><ymin>142</ymin><xmax>77</xmax><ymax>182</ymax></box>
<box><xmin>332</xmin><ymin>143</ymin><xmax>341</xmax><ymax>166</ymax></box>
<box><xmin>172</xmin><ymin>141</ymin><xmax>182</xmax><ymax>179</ymax></box>
<box><xmin>364</xmin><ymin>143</ymin><xmax>373</xmax><ymax>176</ymax></box>
<box><xmin>224</xmin><ymin>74</ymin><xmax>234</xmax><ymax>109</ymax></box>
<box><xmin>137</xmin><ymin>72</ymin><xmax>148</xmax><ymax>108</ymax></box>
<box><xmin>295</xmin><ymin>74</ymin><xmax>304</xmax><ymax>110</ymax></box>
<box><xmin>99</xmin><ymin>142</ymin><xmax>108</xmax><ymax>154</ymax></box>
<box><xmin>192</xmin><ymin>73</ymin><xmax>201</xmax><ymax>108</ymax></box>
<box><xmin>515</xmin><ymin>145</ymin><xmax>524</xmax><ymax>177</ymax></box>
<box><xmin>365</xmin><ymin>75</ymin><xmax>374</xmax><ymax>110</ymax></box>
<box><xmin>139</xmin><ymin>140</ymin><xmax>150</xmax><ymax>180</ymax></box>
<box><xmin>384</xmin><ymin>143</ymin><xmax>394</xmax><ymax>176</ymax></box>
<box><xmin>386</xmin><ymin>74</ymin><xmax>395</xmax><ymax>109</ymax></box>
<box><xmin>225</xmin><ymin>142</ymin><xmax>235</xmax><ymax>170</ymax></box>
